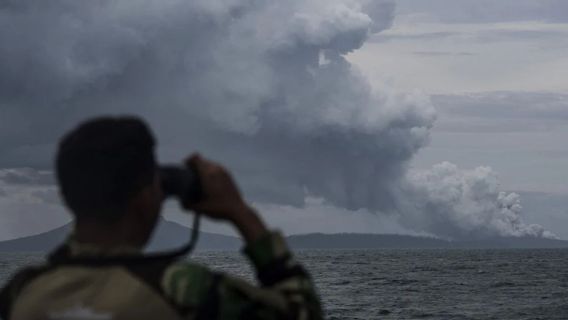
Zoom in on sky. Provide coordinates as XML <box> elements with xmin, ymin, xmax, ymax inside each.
<box><xmin>349</xmin><ymin>0</ymin><xmax>568</xmax><ymax>194</ymax></box>
<box><xmin>348</xmin><ymin>0</ymin><xmax>568</xmax><ymax>238</ymax></box>
<box><xmin>0</xmin><ymin>0</ymin><xmax>567</xmax><ymax>240</ymax></box>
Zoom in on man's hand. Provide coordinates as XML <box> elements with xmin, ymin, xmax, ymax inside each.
<box><xmin>183</xmin><ymin>153</ymin><xmax>247</xmax><ymax>221</ymax></box>
<box><xmin>183</xmin><ymin>154</ymin><xmax>268</xmax><ymax>243</ymax></box>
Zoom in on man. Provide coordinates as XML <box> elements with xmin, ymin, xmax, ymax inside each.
<box><xmin>0</xmin><ymin>117</ymin><xmax>322</xmax><ymax>320</ymax></box>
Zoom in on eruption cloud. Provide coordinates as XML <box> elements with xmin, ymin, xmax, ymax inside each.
<box><xmin>403</xmin><ymin>163</ymin><xmax>556</xmax><ymax>239</ymax></box>
<box><xmin>0</xmin><ymin>0</ymin><xmax>555</xmax><ymax>239</ymax></box>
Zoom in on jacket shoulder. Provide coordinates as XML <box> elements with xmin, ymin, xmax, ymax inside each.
<box><xmin>0</xmin><ymin>265</ymin><xmax>51</xmax><ymax>319</ymax></box>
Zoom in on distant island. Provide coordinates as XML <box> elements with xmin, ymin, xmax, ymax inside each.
<box><xmin>0</xmin><ymin>219</ymin><xmax>242</xmax><ymax>253</ymax></box>
<box><xmin>0</xmin><ymin>219</ymin><xmax>567</xmax><ymax>253</ymax></box>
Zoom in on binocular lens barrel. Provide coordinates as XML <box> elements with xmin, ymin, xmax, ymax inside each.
<box><xmin>159</xmin><ymin>166</ymin><xmax>201</xmax><ymax>204</ymax></box>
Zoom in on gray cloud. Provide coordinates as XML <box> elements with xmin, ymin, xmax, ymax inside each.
<box><xmin>412</xmin><ymin>51</ymin><xmax>475</xmax><ymax>57</ymax></box>
<box><xmin>396</xmin><ymin>0</ymin><xmax>568</xmax><ymax>24</ymax></box>
<box><xmin>432</xmin><ymin>92</ymin><xmax>568</xmax><ymax>133</ymax></box>
<box><xmin>0</xmin><ymin>168</ymin><xmax>65</xmax><ymax>240</ymax></box>
<box><xmin>373</xmin><ymin>27</ymin><xmax>568</xmax><ymax>46</ymax></box>
<box><xmin>0</xmin><ymin>168</ymin><xmax>54</xmax><ymax>185</ymax></box>
<box><xmin>371</xmin><ymin>31</ymin><xmax>459</xmax><ymax>42</ymax></box>
<box><xmin>0</xmin><ymin>0</ymin><xmax>554</xmax><ymax>240</ymax></box>
<box><xmin>474</xmin><ymin>29</ymin><xmax>568</xmax><ymax>43</ymax></box>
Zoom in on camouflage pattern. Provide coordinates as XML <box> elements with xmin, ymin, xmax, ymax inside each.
<box><xmin>162</xmin><ymin>231</ymin><xmax>323</xmax><ymax>319</ymax></box>
<box><xmin>0</xmin><ymin>231</ymin><xmax>323</xmax><ymax>320</ymax></box>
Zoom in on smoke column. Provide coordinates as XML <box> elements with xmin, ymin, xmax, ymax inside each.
<box><xmin>0</xmin><ymin>0</ymin><xmax>555</xmax><ymax>239</ymax></box>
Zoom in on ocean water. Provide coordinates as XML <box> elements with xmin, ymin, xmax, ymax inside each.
<box><xmin>1</xmin><ymin>249</ymin><xmax>567</xmax><ymax>319</ymax></box>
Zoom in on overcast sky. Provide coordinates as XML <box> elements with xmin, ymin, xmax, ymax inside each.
<box><xmin>348</xmin><ymin>0</ymin><xmax>568</xmax><ymax>237</ymax></box>
<box><xmin>349</xmin><ymin>0</ymin><xmax>568</xmax><ymax>194</ymax></box>
<box><xmin>1</xmin><ymin>0</ymin><xmax>567</xmax><ymax>240</ymax></box>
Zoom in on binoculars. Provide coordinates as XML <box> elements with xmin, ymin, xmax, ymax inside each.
<box><xmin>159</xmin><ymin>166</ymin><xmax>202</xmax><ymax>204</ymax></box>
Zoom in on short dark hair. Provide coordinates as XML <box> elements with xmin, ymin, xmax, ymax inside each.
<box><xmin>56</xmin><ymin>116</ymin><xmax>156</xmax><ymax>223</ymax></box>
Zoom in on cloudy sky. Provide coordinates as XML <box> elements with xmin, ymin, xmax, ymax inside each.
<box><xmin>349</xmin><ymin>0</ymin><xmax>568</xmax><ymax>238</ymax></box>
<box><xmin>0</xmin><ymin>0</ymin><xmax>567</xmax><ymax>240</ymax></box>
<box><xmin>351</xmin><ymin>0</ymin><xmax>568</xmax><ymax>193</ymax></box>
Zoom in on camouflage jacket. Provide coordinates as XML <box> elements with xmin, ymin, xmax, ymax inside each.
<box><xmin>0</xmin><ymin>231</ymin><xmax>323</xmax><ymax>320</ymax></box>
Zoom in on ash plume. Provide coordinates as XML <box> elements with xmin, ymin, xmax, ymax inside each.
<box><xmin>0</xmin><ymin>0</ymin><xmax>555</xmax><ymax>239</ymax></box>
<box><xmin>403</xmin><ymin>163</ymin><xmax>556</xmax><ymax>239</ymax></box>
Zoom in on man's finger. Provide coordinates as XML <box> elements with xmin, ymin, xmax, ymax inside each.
<box><xmin>186</xmin><ymin>153</ymin><xmax>201</xmax><ymax>168</ymax></box>
<box><xmin>186</xmin><ymin>153</ymin><xmax>211</xmax><ymax>177</ymax></box>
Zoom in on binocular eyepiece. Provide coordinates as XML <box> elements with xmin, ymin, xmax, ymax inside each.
<box><xmin>159</xmin><ymin>166</ymin><xmax>202</xmax><ymax>204</ymax></box>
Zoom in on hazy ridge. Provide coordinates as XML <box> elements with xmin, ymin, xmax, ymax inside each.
<box><xmin>0</xmin><ymin>219</ymin><xmax>567</xmax><ymax>253</ymax></box>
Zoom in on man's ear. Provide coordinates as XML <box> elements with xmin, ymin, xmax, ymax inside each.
<box><xmin>127</xmin><ymin>184</ymin><xmax>157</xmax><ymax>223</ymax></box>
<box><xmin>123</xmin><ymin>183</ymin><xmax>162</xmax><ymax>247</ymax></box>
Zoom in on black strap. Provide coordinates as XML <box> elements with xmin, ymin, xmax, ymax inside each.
<box><xmin>48</xmin><ymin>214</ymin><xmax>201</xmax><ymax>267</ymax></box>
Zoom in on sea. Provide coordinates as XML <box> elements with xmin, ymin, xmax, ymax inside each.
<box><xmin>1</xmin><ymin>249</ymin><xmax>567</xmax><ymax>319</ymax></box>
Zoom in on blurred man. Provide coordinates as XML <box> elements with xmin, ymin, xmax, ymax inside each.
<box><xmin>0</xmin><ymin>116</ymin><xmax>322</xmax><ymax>320</ymax></box>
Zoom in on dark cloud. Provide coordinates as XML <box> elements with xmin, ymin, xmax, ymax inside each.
<box><xmin>0</xmin><ymin>0</ymin><xmax>421</xmax><ymax>212</ymax></box>
<box><xmin>0</xmin><ymin>0</ymin><xmax>554</xmax><ymax>240</ymax></box>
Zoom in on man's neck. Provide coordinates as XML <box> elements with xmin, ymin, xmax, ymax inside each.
<box><xmin>73</xmin><ymin>220</ymin><xmax>145</xmax><ymax>251</ymax></box>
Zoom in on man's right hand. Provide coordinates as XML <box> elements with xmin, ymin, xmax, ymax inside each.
<box><xmin>183</xmin><ymin>154</ymin><xmax>268</xmax><ymax>243</ymax></box>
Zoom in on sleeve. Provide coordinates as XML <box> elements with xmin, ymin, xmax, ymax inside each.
<box><xmin>161</xmin><ymin>231</ymin><xmax>323</xmax><ymax>320</ymax></box>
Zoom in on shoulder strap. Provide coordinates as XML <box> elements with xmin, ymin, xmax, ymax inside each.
<box><xmin>0</xmin><ymin>265</ymin><xmax>53</xmax><ymax>320</ymax></box>
<box><xmin>47</xmin><ymin>214</ymin><xmax>201</xmax><ymax>267</ymax></box>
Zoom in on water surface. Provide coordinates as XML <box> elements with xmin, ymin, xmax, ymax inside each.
<box><xmin>2</xmin><ymin>249</ymin><xmax>567</xmax><ymax>319</ymax></box>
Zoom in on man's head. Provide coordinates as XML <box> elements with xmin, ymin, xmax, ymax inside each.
<box><xmin>56</xmin><ymin>116</ymin><xmax>163</xmax><ymax>247</ymax></box>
